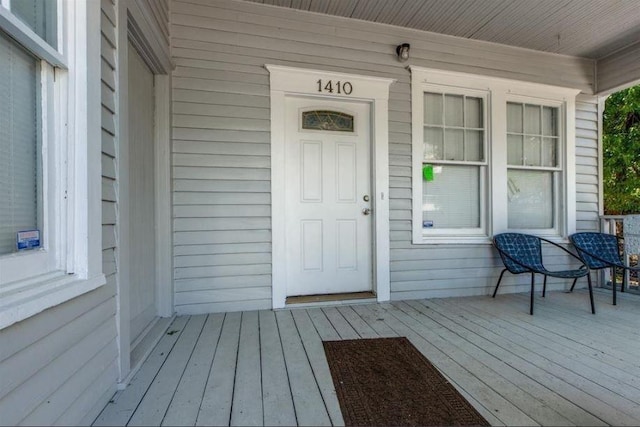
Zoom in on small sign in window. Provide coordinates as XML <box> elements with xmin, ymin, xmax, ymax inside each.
<box><xmin>17</xmin><ymin>230</ymin><xmax>41</xmax><ymax>251</ymax></box>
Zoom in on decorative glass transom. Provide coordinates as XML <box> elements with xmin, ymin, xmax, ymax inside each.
<box><xmin>302</xmin><ymin>110</ymin><xmax>354</xmax><ymax>132</ymax></box>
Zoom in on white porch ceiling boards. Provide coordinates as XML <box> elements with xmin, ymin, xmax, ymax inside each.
<box><xmin>242</xmin><ymin>0</ymin><xmax>640</xmax><ymax>60</ymax></box>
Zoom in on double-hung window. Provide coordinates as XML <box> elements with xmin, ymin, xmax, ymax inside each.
<box><xmin>420</xmin><ymin>88</ymin><xmax>488</xmax><ymax>235</ymax></box>
<box><xmin>411</xmin><ymin>67</ymin><xmax>579</xmax><ymax>244</ymax></box>
<box><xmin>506</xmin><ymin>100</ymin><xmax>562</xmax><ymax>232</ymax></box>
<box><xmin>0</xmin><ymin>1</ymin><xmax>104</xmax><ymax>328</ymax></box>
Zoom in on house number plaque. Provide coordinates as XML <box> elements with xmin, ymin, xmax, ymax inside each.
<box><xmin>317</xmin><ymin>79</ymin><xmax>353</xmax><ymax>95</ymax></box>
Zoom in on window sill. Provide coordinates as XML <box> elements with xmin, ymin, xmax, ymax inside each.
<box><xmin>414</xmin><ymin>235</ymin><xmax>493</xmax><ymax>245</ymax></box>
<box><xmin>0</xmin><ymin>271</ymin><xmax>106</xmax><ymax>330</ymax></box>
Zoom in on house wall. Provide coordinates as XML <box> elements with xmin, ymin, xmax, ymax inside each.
<box><xmin>170</xmin><ymin>0</ymin><xmax>600</xmax><ymax>314</ymax></box>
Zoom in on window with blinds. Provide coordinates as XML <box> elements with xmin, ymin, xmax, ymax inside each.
<box><xmin>507</xmin><ymin>102</ymin><xmax>561</xmax><ymax>230</ymax></box>
<box><xmin>0</xmin><ymin>31</ymin><xmax>41</xmax><ymax>255</ymax></box>
<box><xmin>421</xmin><ymin>91</ymin><xmax>487</xmax><ymax>231</ymax></box>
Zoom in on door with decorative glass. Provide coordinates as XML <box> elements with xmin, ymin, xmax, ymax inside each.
<box><xmin>284</xmin><ymin>97</ymin><xmax>372</xmax><ymax>296</ymax></box>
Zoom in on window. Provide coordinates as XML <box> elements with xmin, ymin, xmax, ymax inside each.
<box><xmin>411</xmin><ymin>67</ymin><xmax>579</xmax><ymax>244</ymax></box>
<box><xmin>421</xmin><ymin>90</ymin><xmax>487</xmax><ymax>234</ymax></box>
<box><xmin>0</xmin><ymin>1</ymin><xmax>104</xmax><ymax>329</ymax></box>
<box><xmin>0</xmin><ymin>31</ymin><xmax>41</xmax><ymax>255</ymax></box>
<box><xmin>302</xmin><ymin>110</ymin><xmax>354</xmax><ymax>132</ymax></box>
<box><xmin>507</xmin><ymin>101</ymin><xmax>561</xmax><ymax>230</ymax></box>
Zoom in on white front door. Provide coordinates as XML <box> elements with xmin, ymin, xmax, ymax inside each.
<box><xmin>284</xmin><ymin>97</ymin><xmax>373</xmax><ymax>296</ymax></box>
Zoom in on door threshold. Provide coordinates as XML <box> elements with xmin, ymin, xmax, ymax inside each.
<box><xmin>286</xmin><ymin>291</ymin><xmax>376</xmax><ymax>306</ymax></box>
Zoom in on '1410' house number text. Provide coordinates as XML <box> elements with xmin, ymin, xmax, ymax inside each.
<box><xmin>317</xmin><ymin>79</ymin><xmax>353</xmax><ymax>95</ymax></box>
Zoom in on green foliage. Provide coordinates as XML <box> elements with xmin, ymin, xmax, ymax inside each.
<box><xmin>602</xmin><ymin>85</ymin><xmax>640</xmax><ymax>215</ymax></box>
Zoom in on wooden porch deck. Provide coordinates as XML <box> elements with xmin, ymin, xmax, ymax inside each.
<box><xmin>93</xmin><ymin>289</ymin><xmax>640</xmax><ymax>426</ymax></box>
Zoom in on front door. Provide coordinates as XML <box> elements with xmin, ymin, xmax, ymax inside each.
<box><xmin>284</xmin><ymin>97</ymin><xmax>373</xmax><ymax>296</ymax></box>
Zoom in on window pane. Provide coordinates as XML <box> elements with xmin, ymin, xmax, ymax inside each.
<box><xmin>465</xmin><ymin>97</ymin><xmax>482</xmax><ymax>128</ymax></box>
<box><xmin>444</xmin><ymin>128</ymin><xmax>463</xmax><ymax>161</ymax></box>
<box><xmin>424</xmin><ymin>126</ymin><xmax>443</xmax><ymax>160</ymax></box>
<box><xmin>424</xmin><ymin>92</ymin><xmax>442</xmax><ymax>125</ymax></box>
<box><xmin>423</xmin><ymin>165</ymin><xmax>480</xmax><ymax>228</ymax></box>
<box><xmin>508</xmin><ymin>170</ymin><xmax>554</xmax><ymax>229</ymax></box>
<box><xmin>11</xmin><ymin>0</ymin><xmax>57</xmax><ymax>49</ymax></box>
<box><xmin>465</xmin><ymin>130</ymin><xmax>483</xmax><ymax>161</ymax></box>
<box><xmin>542</xmin><ymin>137</ymin><xmax>557</xmax><ymax>167</ymax></box>
<box><xmin>507</xmin><ymin>103</ymin><xmax>522</xmax><ymax>133</ymax></box>
<box><xmin>0</xmin><ymin>32</ymin><xmax>40</xmax><ymax>255</ymax></box>
<box><xmin>524</xmin><ymin>104</ymin><xmax>541</xmax><ymax>134</ymax></box>
<box><xmin>523</xmin><ymin>136</ymin><xmax>541</xmax><ymax>166</ymax></box>
<box><xmin>302</xmin><ymin>110</ymin><xmax>354</xmax><ymax>132</ymax></box>
<box><xmin>444</xmin><ymin>94</ymin><xmax>463</xmax><ymax>127</ymax></box>
<box><xmin>507</xmin><ymin>134</ymin><xmax>523</xmax><ymax>165</ymax></box>
<box><xmin>542</xmin><ymin>106</ymin><xmax>558</xmax><ymax>136</ymax></box>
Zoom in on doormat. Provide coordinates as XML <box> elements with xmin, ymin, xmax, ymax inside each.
<box><xmin>323</xmin><ymin>337</ymin><xmax>490</xmax><ymax>426</ymax></box>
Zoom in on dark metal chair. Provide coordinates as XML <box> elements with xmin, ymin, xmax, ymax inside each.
<box><xmin>569</xmin><ymin>232</ymin><xmax>640</xmax><ymax>305</ymax></box>
<box><xmin>492</xmin><ymin>233</ymin><xmax>593</xmax><ymax>315</ymax></box>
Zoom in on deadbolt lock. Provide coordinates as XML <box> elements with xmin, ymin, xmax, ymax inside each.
<box><xmin>363</xmin><ymin>195</ymin><xmax>370</xmax><ymax>202</ymax></box>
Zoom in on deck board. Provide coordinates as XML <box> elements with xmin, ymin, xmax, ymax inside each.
<box><xmin>93</xmin><ymin>291</ymin><xmax>640</xmax><ymax>426</ymax></box>
<box><xmin>129</xmin><ymin>315</ymin><xmax>207</xmax><ymax>426</ymax></box>
<box><xmin>161</xmin><ymin>314</ymin><xmax>224</xmax><ymax>426</ymax></box>
<box><xmin>230</xmin><ymin>311</ymin><xmax>263</xmax><ymax>426</ymax></box>
<box><xmin>196</xmin><ymin>312</ymin><xmax>241</xmax><ymax>426</ymax></box>
<box><xmin>93</xmin><ymin>316</ymin><xmax>189</xmax><ymax>426</ymax></box>
<box><xmin>259</xmin><ymin>310</ymin><xmax>297</xmax><ymax>426</ymax></box>
<box><xmin>291</xmin><ymin>309</ymin><xmax>344</xmax><ymax>426</ymax></box>
<box><xmin>276</xmin><ymin>310</ymin><xmax>332</xmax><ymax>426</ymax></box>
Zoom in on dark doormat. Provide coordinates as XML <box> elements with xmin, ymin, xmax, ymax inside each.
<box><xmin>323</xmin><ymin>337</ymin><xmax>490</xmax><ymax>426</ymax></box>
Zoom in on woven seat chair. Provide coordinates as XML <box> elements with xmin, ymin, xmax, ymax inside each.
<box><xmin>493</xmin><ymin>233</ymin><xmax>593</xmax><ymax>315</ymax></box>
<box><xmin>569</xmin><ymin>231</ymin><xmax>640</xmax><ymax>305</ymax></box>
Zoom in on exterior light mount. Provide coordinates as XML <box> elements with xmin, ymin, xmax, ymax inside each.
<box><xmin>396</xmin><ymin>43</ymin><xmax>410</xmax><ymax>62</ymax></box>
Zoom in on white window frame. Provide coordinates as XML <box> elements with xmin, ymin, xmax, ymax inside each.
<box><xmin>0</xmin><ymin>0</ymin><xmax>105</xmax><ymax>329</ymax></box>
<box><xmin>411</xmin><ymin>66</ymin><xmax>580</xmax><ymax>245</ymax></box>
<box><xmin>415</xmin><ymin>84</ymin><xmax>490</xmax><ymax>237</ymax></box>
<box><xmin>505</xmin><ymin>96</ymin><xmax>565</xmax><ymax>235</ymax></box>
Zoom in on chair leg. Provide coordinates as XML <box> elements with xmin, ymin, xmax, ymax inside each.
<box><xmin>612</xmin><ymin>267</ymin><xmax>617</xmax><ymax>306</ymax></box>
<box><xmin>493</xmin><ymin>269</ymin><xmax>508</xmax><ymax>298</ymax></box>
<box><xmin>530</xmin><ymin>272</ymin><xmax>535</xmax><ymax>315</ymax></box>
<box><xmin>569</xmin><ymin>277</ymin><xmax>578</xmax><ymax>292</ymax></box>
<box><xmin>542</xmin><ymin>275</ymin><xmax>547</xmax><ymax>297</ymax></box>
<box><xmin>587</xmin><ymin>272</ymin><xmax>595</xmax><ymax>314</ymax></box>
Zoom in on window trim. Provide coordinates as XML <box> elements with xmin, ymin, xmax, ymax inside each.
<box><xmin>410</xmin><ymin>66</ymin><xmax>580</xmax><ymax>245</ymax></box>
<box><xmin>505</xmin><ymin>96</ymin><xmax>566</xmax><ymax>235</ymax></box>
<box><xmin>417</xmin><ymin>84</ymin><xmax>490</xmax><ymax>236</ymax></box>
<box><xmin>0</xmin><ymin>0</ymin><xmax>105</xmax><ymax>329</ymax></box>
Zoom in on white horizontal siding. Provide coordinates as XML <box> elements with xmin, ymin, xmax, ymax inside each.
<box><xmin>575</xmin><ymin>95</ymin><xmax>601</xmax><ymax>233</ymax></box>
<box><xmin>0</xmin><ymin>283</ymin><xmax>118</xmax><ymax>425</ymax></box>
<box><xmin>170</xmin><ymin>0</ymin><xmax>600</xmax><ymax>312</ymax></box>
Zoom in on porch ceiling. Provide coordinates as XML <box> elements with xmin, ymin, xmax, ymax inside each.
<box><xmin>242</xmin><ymin>0</ymin><xmax>640</xmax><ymax>60</ymax></box>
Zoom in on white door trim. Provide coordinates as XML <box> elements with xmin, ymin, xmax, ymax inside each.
<box><xmin>266</xmin><ymin>65</ymin><xmax>395</xmax><ymax>309</ymax></box>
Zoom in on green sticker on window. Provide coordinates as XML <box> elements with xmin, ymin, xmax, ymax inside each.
<box><xmin>423</xmin><ymin>164</ymin><xmax>434</xmax><ymax>181</ymax></box>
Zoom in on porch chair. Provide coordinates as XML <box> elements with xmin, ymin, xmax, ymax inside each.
<box><xmin>492</xmin><ymin>233</ymin><xmax>593</xmax><ymax>315</ymax></box>
<box><xmin>569</xmin><ymin>231</ymin><xmax>640</xmax><ymax>305</ymax></box>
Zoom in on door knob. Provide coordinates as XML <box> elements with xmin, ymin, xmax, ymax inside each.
<box><xmin>362</xmin><ymin>208</ymin><xmax>371</xmax><ymax>215</ymax></box>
